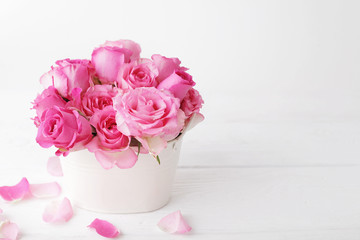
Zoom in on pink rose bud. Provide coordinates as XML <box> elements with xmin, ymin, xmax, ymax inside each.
<box><xmin>92</xmin><ymin>40</ymin><xmax>141</xmax><ymax>84</ymax></box>
<box><xmin>40</xmin><ymin>59</ymin><xmax>94</xmax><ymax>100</ymax></box>
<box><xmin>181</xmin><ymin>88</ymin><xmax>204</xmax><ymax>118</ymax></box>
<box><xmin>157</xmin><ymin>70</ymin><xmax>195</xmax><ymax>101</ymax></box>
<box><xmin>32</xmin><ymin>86</ymin><xmax>66</xmax><ymax>119</ymax></box>
<box><xmin>100</xmin><ymin>40</ymin><xmax>141</xmax><ymax>62</ymax></box>
<box><xmin>36</xmin><ymin>107</ymin><xmax>92</xmax><ymax>155</ymax></box>
<box><xmin>151</xmin><ymin>54</ymin><xmax>183</xmax><ymax>82</ymax></box>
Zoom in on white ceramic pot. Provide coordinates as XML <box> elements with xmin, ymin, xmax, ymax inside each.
<box><xmin>61</xmin><ymin>138</ymin><xmax>182</xmax><ymax>213</ymax></box>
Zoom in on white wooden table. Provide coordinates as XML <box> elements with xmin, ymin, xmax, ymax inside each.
<box><xmin>1</xmin><ymin>96</ymin><xmax>359</xmax><ymax>239</ymax></box>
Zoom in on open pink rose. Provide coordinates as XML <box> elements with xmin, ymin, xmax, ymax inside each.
<box><xmin>32</xmin><ymin>86</ymin><xmax>67</xmax><ymax>125</ymax></box>
<box><xmin>36</xmin><ymin>107</ymin><xmax>92</xmax><ymax>156</ymax></box>
<box><xmin>117</xmin><ymin>59</ymin><xmax>159</xmax><ymax>89</ymax></box>
<box><xmin>92</xmin><ymin>40</ymin><xmax>141</xmax><ymax>84</ymax></box>
<box><xmin>114</xmin><ymin>87</ymin><xmax>185</xmax><ymax>155</ymax></box>
<box><xmin>157</xmin><ymin>70</ymin><xmax>195</xmax><ymax>101</ymax></box>
<box><xmin>181</xmin><ymin>88</ymin><xmax>204</xmax><ymax>118</ymax></box>
<box><xmin>86</xmin><ymin>107</ymin><xmax>137</xmax><ymax>169</ymax></box>
<box><xmin>40</xmin><ymin>59</ymin><xmax>94</xmax><ymax>100</ymax></box>
<box><xmin>80</xmin><ymin>85</ymin><xmax>119</xmax><ymax>117</ymax></box>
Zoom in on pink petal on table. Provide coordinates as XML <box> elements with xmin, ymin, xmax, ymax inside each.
<box><xmin>42</xmin><ymin>197</ymin><xmax>73</xmax><ymax>223</ymax></box>
<box><xmin>158</xmin><ymin>210</ymin><xmax>192</xmax><ymax>234</ymax></box>
<box><xmin>0</xmin><ymin>178</ymin><xmax>30</xmax><ymax>202</ymax></box>
<box><xmin>0</xmin><ymin>221</ymin><xmax>19</xmax><ymax>240</ymax></box>
<box><xmin>30</xmin><ymin>182</ymin><xmax>61</xmax><ymax>198</ymax></box>
<box><xmin>47</xmin><ymin>156</ymin><xmax>63</xmax><ymax>177</ymax></box>
<box><xmin>88</xmin><ymin>218</ymin><xmax>120</xmax><ymax>238</ymax></box>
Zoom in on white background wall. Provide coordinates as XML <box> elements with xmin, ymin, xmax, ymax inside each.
<box><xmin>0</xmin><ymin>0</ymin><xmax>359</xmax><ymax>169</ymax></box>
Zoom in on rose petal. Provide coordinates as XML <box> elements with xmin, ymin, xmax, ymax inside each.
<box><xmin>183</xmin><ymin>113</ymin><xmax>204</xmax><ymax>133</ymax></box>
<box><xmin>47</xmin><ymin>156</ymin><xmax>63</xmax><ymax>177</ymax></box>
<box><xmin>0</xmin><ymin>221</ymin><xmax>19</xmax><ymax>240</ymax></box>
<box><xmin>158</xmin><ymin>210</ymin><xmax>192</xmax><ymax>234</ymax></box>
<box><xmin>30</xmin><ymin>182</ymin><xmax>61</xmax><ymax>198</ymax></box>
<box><xmin>0</xmin><ymin>178</ymin><xmax>30</xmax><ymax>202</ymax></box>
<box><xmin>88</xmin><ymin>218</ymin><xmax>120</xmax><ymax>238</ymax></box>
<box><xmin>94</xmin><ymin>148</ymin><xmax>138</xmax><ymax>170</ymax></box>
<box><xmin>136</xmin><ymin>136</ymin><xmax>167</xmax><ymax>156</ymax></box>
<box><xmin>42</xmin><ymin>197</ymin><xmax>73</xmax><ymax>223</ymax></box>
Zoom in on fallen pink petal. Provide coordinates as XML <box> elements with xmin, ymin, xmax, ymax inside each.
<box><xmin>47</xmin><ymin>156</ymin><xmax>63</xmax><ymax>177</ymax></box>
<box><xmin>0</xmin><ymin>221</ymin><xmax>19</xmax><ymax>240</ymax></box>
<box><xmin>158</xmin><ymin>210</ymin><xmax>192</xmax><ymax>234</ymax></box>
<box><xmin>88</xmin><ymin>218</ymin><xmax>120</xmax><ymax>238</ymax></box>
<box><xmin>0</xmin><ymin>178</ymin><xmax>30</xmax><ymax>202</ymax></box>
<box><xmin>43</xmin><ymin>197</ymin><xmax>73</xmax><ymax>223</ymax></box>
<box><xmin>30</xmin><ymin>182</ymin><xmax>61</xmax><ymax>198</ymax></box>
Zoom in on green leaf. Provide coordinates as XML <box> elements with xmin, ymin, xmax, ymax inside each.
<box><xmin>156</xmin><ymin>155</ymin><xmax>161</xmax><ymax>165</ymax></box>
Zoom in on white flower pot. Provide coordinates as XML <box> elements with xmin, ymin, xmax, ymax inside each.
<box><xmin>61</xmin><ymin>138</ymin><xmax>182</xmax><ymax>213</ymax></box>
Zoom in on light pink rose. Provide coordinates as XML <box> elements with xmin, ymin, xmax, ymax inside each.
<box><xmin>181</xmin><ymin>88</ymin><xmax>204</xmax><ymax>118</ymax></box>
<box><xmin>92</xmin><ymin>40</ymin><xmax>141</xmax><ymax>84</ymax></box>
<box><xmin>32</xmin><ymin>86</ymin><xmax>67</xmax><ymax>125</ymax></box>
<box><xmin>36</xmin><ymin>107</ymin><xmax>92</xmax><ymax>156</ymax></box>
<box><xmin>80</xmin><ymin>85</ymin><xmax>119</xmax><ymax>117</ymax></box>
<box><xmin>40</xmin><ymin>59</ymin><xmax>94</xmax><ymax>100</ymax></box>
<box><xmin>151</xmin><ymin>54</ymin><xmax>183</xmax><ymax>82</ymax></box>
<box><xmin>86</xmin><ymin>107</ymin><xmax>137</xmax><ymax>169</ymax></box>
<box><xmin>114</xmin><ymin>87</ymin><xmax>185</xmax><ymax>155</ymax></box>
<box><xmin>117</xmin><ymin>59</ymin><xmax>159</xmax><ymax>89</ymax></box>
<box><xmin>101</xmin><ymin>40</ymin><xmax>141</xmax><ymax>62</ymax></box>
<box><xmin>157</xmin><ymin>70</ymin><xmax>195</xmax><ymax>101</ymax></box>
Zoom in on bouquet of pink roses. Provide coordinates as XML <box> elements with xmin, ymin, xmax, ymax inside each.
<box><xmin>32</xmin><ymin>40</ymin><xmax>204</xmax><ymax>169</ymax></box>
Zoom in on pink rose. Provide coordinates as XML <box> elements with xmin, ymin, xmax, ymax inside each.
<box><xmin>117</xmin><ymin>59</ymin><xmax>159</xmax><ymax>89</ymax></box>
<box><xmin>101</xmin><ymin>40</ymin><xmax>141</xmax><ymax>62</ymax></box>
<box><xmin>36</xmin><ymin>107</ymin><xmax>92</xmax><ymax>156</ymax></box>
<box><xmin>180</xmin><ymin>88</ymin><xmax>204</xmax><ymax>118</ymax></box>
<box><xmin>92</xmin><ymin>40</ymin><xmax>141</xmax><ymax>84</ymax></box>
<box><xmin>114</xmin><ymin>87</ymin><xmax>185</xmax><ymax>155</ymax></box>
<box><xmin>86</xmin><ymin>107</ymin><xmax>137</xmax><ymax>169</ymax></box>
<box><xmin>157</xmin><ymin>70</ymin><xmax>195</xmax><ymax>101</ymax></box>
<box><xmin>32</xmin><ymin>86</ymin><xmax>66</xmax><ymax>120</ymax></box>
<box><xmin>40</xmin><ymin>59</ymin><xmax>94</xmax><ymax>100</ymax></box>
<box><xmin>80</xmin><ymin>85</ymin><xmax>119</xmax><ymax>117</ymax></box>
<box><xmin>151</xmin><ymin>54</ymin><xmax>183</xmax><ymax>82</ymax></box>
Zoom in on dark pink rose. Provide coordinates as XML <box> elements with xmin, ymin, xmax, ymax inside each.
<box><xmin>36</xmin><ymin>107</ymin><xmax>92</xmax><ymax>156</ymax></box>
<box><xmin>92</xmin><ymin>40</ymin><xmax>141</xmax><ymax>84</ymax></box>
<box><xmin>32</xmin><ymin>86</ymin><xmax>66</xmax><ymax>119</ymax></box>
<box><xmin>86</xmin><ymin>107</ymin><xmax>137</xmax><ymax>169</ymax></box>
<box><xmin>117</xmin><ymin>59</ymin><xmax>159</xmax><ymax>89</ymax></box>
<box><xmin>157</xmin><ymin>70</ymin><xmax>195</xmax><ymax>101</ymax></box>
<box><xmin>40</xmin><ymin>59</ymin><xmax>94</xmax><ymax>100</ymax></box>
<box><xmin>113</xmin><ymin>87</ymin><xmax>185</xmax><ymax>155</ymax></box>
<box><xmin>180</xmin><ymin>88</ymin><xmax>204</xmax><ymax>118</ymax></box>
<box><xmin>80</xmin><ymin>85</ymin><xmax>119</xmax><ymax>117</ymax></box>
<box><xmin>151</xmin><ymin>54</ymin><xmax>183</xmax><ymax>82</ymax></box>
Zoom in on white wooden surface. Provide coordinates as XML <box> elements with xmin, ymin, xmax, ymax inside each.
<box><xmin>1</xmin><ymin>116</ymin><xmax>360</xmax><ymax>239</ymax></box>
